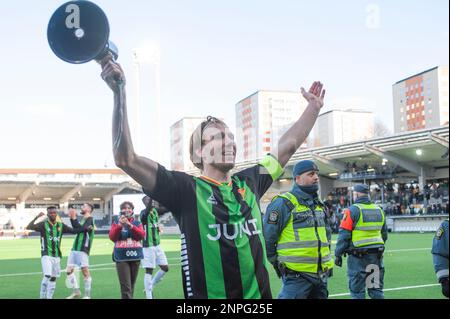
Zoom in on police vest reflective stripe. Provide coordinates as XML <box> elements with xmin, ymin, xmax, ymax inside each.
<box><xmin>352</xmin><ymin>203</ymin><xmax>385</xmax><ymax>248</ymax></box>
<box><xmin>275</xmin><ymin>192</ymin><xmax>333</xmax><ymax>274</ymax></box>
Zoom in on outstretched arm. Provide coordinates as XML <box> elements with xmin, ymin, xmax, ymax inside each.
<box><xmin>273</xmin><ymin>81</ymin><xmax>325</xmax><ymax>167</ymax></box>
<box><xmin>70</xmin><ymin>218</ymin><xmax>94</xmax><ymax>233</ymax></box>
<box><xmin>25</xmin><ymin>212</ymin><xmax>45</xmax><ymax>231</ymax></box>
<box><xmin>101</xmin><ymin>56</ymin><xmax>159</xmax><ymax>193</ymax></box>
<box><xmin>62</xmin><ymin>222</ymin><xmax>90</xmax><ymax>234</ymax></box>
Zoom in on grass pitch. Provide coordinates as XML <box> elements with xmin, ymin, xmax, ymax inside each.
<box><xmin>0</xmin><ymin>233</ymin><xmax>445</xmax><ymax>299</ymax></box>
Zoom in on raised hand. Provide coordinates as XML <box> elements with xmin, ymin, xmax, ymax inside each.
<box><xmin>68</xmin><ymin>209</ymin><xmax>77</xmax><ymax>219</ymax></box>
<box><xmin>100</xmin><ymin>54</ymin><xmax>126</xmax><ymax>92</ymax></box>
<box><xmin>301</xmin><ymin>81</ymin><xmax>326</xmax><ymax>110</ymax></box>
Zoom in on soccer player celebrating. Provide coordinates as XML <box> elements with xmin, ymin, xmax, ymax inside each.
<box><xmin>26</xmin><ymin>206</ymin><xmax>92</xmax><ymax>299</ymax></box>
<box><xmin>140</xmin><ymin>196</ymin><xmax>169</xmax><ymax>299</ymax></box>
<box><xmin>101</xmin><ymin>56</ymin><xmax>325</xmax><ymax>298</ymax></box>
<box><xmin>66</xmin><ymin>203</ymin><xmax>96</xmax><ymax>299</ymax></box>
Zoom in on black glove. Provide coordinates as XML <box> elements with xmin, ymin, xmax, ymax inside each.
<box><xmin>440</xmin><ymin>277</ymin><xmax>449</xmax><ymax>298</ymax></box>
<box><xmin>327</xmin><ymin>268</ymin><xmax>333</xmax><ymax>278</ymax></box>
<box><xmin>272</xmin><ymin>262</ymin><xmax>282</xmax><ymax>278</ymax></box>
<box><xmin>335</xmin><ymin>256</ymin><xmax>342</xmax><ymax>267</ymax></box>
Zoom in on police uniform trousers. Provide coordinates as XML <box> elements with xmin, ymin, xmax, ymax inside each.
<box><xmin>278</xmin><ymin>272</ymin><xmax>328</xmax><ymax>299</ymax></box>
<box><xmin>347</xmin><ymin>253</ymin><xmax>384</xmax><ymax>299</ymax></box>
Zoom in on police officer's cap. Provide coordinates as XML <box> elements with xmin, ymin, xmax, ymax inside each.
<box><xmin>353</xmin><ymin>184</ymin><xmax>369</xmax><ymax>194</ymax></box>
<box><xmin>293</xmin><ymin>160</ymin><xmax>319</xmax><ymax>177</ymax></box>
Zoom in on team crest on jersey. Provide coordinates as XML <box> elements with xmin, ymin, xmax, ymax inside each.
<box><xmin>435</xmin><ymin>227</ymin><xmax>444</xmax><ymax>240</ymax></box>
<box><xmin>238</xmin><ymin>188</ymin><xmax>246</xmax><ymax>199</ymax></box>
<box><xmin>268</xmin><ymin>211</ymin><xmax>279</xmax><ymax>224</ymax></box>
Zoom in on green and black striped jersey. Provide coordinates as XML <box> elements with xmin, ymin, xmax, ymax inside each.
<box><xmin>71</xmin><ymin>216</ymin><xmax>95</xmax><ymax>255</ymax></box>
<box><xmin>26</xmin><ymin>218</ymin><xmax>80</xmax><ymax>257</ymax></box>
<box><xmin>140</xmin><ymin>208</ymin><xmax>161</xmax><ymax>247</ymax></box>
<box><xmin>145</xmin><ymin>154</ymin><xmax>283</xmax><ymax>299</ymax></box>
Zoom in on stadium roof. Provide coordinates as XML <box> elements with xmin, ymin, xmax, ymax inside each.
<box><xmin>1</xmin><ymin>126</ymin><xmax>448</xmax><ymax>205</ymax></box>
<box><xmin>0</xmin><ymin>168</ymin><xmax>126</xmax><ymax>174</ymax></box>
<box><xmin>187</xmin><ymin>125</ymin><xmax>449</xmax><ymax>179</ymax></box>
<box><xmin>0</xmin><ymin>168</ymin><xmax>138</xmax><ymax>205</ymax></box>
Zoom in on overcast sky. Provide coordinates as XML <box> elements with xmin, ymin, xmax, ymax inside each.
<box><xmin>0</xmin><ymin>0</ymin><xmax>448</xmax><ymax>168</ymax></box>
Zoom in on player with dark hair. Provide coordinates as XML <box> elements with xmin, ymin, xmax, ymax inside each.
<box><xmin>66</xmin><ymin>203</ymin><xmax>96</xmax><ymax>299</ymax></box>
<box><xmin>26</xmin><ymin>206</ymin><xmax>92</xmax><ymax>299</ymax></box>
<box><xmin>140</xmin><ymin>195</ymin><xmax>170</xmax><ymax>299</ymax></box>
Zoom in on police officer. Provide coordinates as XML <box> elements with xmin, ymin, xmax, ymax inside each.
<box><xmin>334</xmin><ymin>184</ymin><xmax>388</xmax><ymax>299</ymax></box>
<box><xmin>432</xmin><ymin>219</ymin><xmax>449</xmax><ymax>298</ymax></box>
<box><xmin>263</xmin><ymin>160</ymin><xmax>334</xmax><ymax>299</ymax></box>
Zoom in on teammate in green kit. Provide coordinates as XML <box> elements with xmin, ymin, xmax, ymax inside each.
<box><xmin>26</xmin><ymin>206</ymin><xmax>92</xmax><ymax>299</ymax></box>
<box><xmin>141</xmin><ymin>196</ymin><xmax>169</xmax><ymax>299</ymax></box>
<box><xmin>66</xmin><ymin>203</ymin><xmax>96</xmax><ymax>299</ymax></box>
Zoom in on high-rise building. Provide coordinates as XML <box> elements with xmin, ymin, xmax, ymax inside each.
<box><xmin>235</xmin><ymin>90</ymin><xmax>308</xmax><ymax>161</ymax></box>
<box><xmin>311</xmin><ymin>109</ymin><xmax>374</xmax><ymax>147</ymax></box>
<box><xmin>393</xmin><ymin>65</ymin><xmax>449</xmax><ymax>133</ymax></box>
<box><xmin>170</xmin><ymin>117</ymin><xmax>205</xmax><ymax>171</ymax></box>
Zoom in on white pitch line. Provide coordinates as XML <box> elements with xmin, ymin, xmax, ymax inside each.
<box><xmin>329</xmin><ymin>283</ymin><xmax>440</xmax><ymax>297</ymax></box>
<box><xmin>82</xmin><ymin>263</ymin><xmax>113</xmax><ymax>268</ymax></box>
<box><xmin>0</xmin><ymin>263</ymin><xmax>182</xmax><ymax>278</ymax></box>
<box><xmin>385</xmin><ymin>248</ymin><xmax>429</xmax><ymax>253</ymax></box>
<box><xmin>0</xmin><ymin>271</ymin><xmax>43</xmax><ymax>277</ymax></box>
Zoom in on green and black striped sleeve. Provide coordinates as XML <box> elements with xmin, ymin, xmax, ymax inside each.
<box><xmin>235</xmin><ymin>154</ymin><xmax>284</xmax><ymax>198</ymax></box>
<box><xmin>62</xmin><ymin>222</ymin><xmax>86</xmax><ymax>234</ymax></box>
<box><xmin>70</xmin><ymin>218</ymin><xmax>93</xmax><ymax>232</ymax></box>
<box><xmin>26</xmin><ymin>216</ymin><xmax>43</xmax><ymax>231</ymax></box>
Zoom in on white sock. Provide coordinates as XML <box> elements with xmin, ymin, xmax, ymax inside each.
<box><xmin>84</xmin><ymin>277</ymin><xmax>92</xmax><ymax>298</ymax></box>
<box><xmin>40</xmin><ymin>277</ymin><xmax>49</xmax><ymax>299</ymax></box>
<box><xmin>46</xmin><ymin>280</ymin><xmax>56</xmax><ymax>299</ymax></box>
<box><xmin>144</xmin><ymin>274</ymin><xmax>153</xmax><ymax>299</ymax></box>
<box><xmin>68</xmin><ymin>273</ymin><xmax>80</xmax><ymax>293</ymax></box>
<box><xmin>152</xmin><ymin>269</ymin><xmax>167</xmax><ymax>286</ymax></box>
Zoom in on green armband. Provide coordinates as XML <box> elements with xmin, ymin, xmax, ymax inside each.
<box><xmin>259</xmin><ymin>154</ymin><xmax>284</xmax><ymax>181</ymax></box>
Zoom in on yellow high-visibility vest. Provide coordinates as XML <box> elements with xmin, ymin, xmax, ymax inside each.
<box><xmin>275</xmin><ymin>192</ymin><xmax>333</xmax><ymax>274</ymax></box>
<box><xmin>351</xmin><ymin>203</ymin><xmax>385</xmax><ymax>248</ymax></box>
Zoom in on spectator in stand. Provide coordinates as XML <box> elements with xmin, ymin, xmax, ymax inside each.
<box><xmin>340</xmin><ymin>194</ymin><xmax>346</xmax><ymax>207</ymax></box>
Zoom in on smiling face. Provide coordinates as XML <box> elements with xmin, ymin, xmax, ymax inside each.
<box><xmin>200</xmin><ymin>123</ymin><xmax>237</xmax><ymax>173</ymax></box>
<box><xmin>120</xmin><ymin>201</ymin><xmax>134</xmax><ymax>219</ymax></box>
<box><xmin>190</xmin><ymin>117</ymin><xmax>237</xmax><ymax>173</ymax></box>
